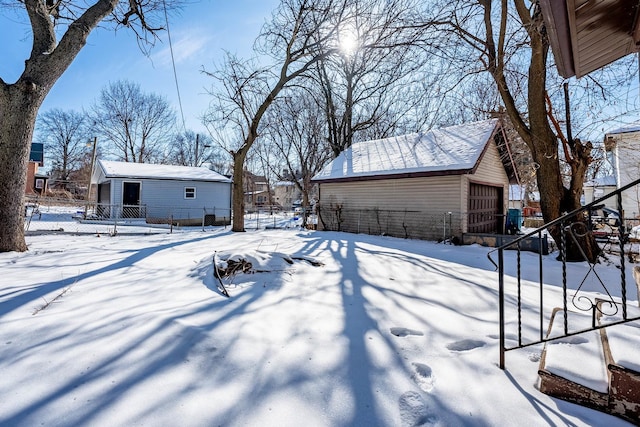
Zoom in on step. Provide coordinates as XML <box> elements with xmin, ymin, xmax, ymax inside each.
<box><xmin>538</xmin><ymin>308</ymin><xmax>609</xmax><ymax>410</ymax></box>
<box><xmin>600</xmin><ymin>305</ymin><xmax>640</xmax><ymax>422</ymax></box>
<box><xmin>539</xmin><ymin>303</ymin><xmax>640</xmax><ymax>423</ymax></box>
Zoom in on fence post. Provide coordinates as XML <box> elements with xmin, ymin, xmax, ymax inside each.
<box><xmin>443</xmin><ymin>212</ymin><xmax>446</xmax><ymax>241</ymax></box>
<box><xmin>202</xmin><ymin>208</ymin><xmax>206</xmax><ymax>232</ymax></box>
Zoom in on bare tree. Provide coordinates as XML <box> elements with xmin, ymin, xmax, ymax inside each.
<box><xmin>0</xmin><ymin>0</ymin><xmax>170</xmax><ymax>252</ymax></box>
<box><xmin>203</xmin><ymin>0</ymin><xmax>345</xmax><ymax>232</ymax></box>
<box><xmin>262</xmin><ymin>91</ymin><xmax>333</xmax><ymax>224</ymax></box>
<box><xmin>91</xmin><ymin>80</ymin><xmax>176</xmax><ymax>163</ymax></box>
<box><xmin>35</xmin><ymin>108</ymin><xmax>90</xmax><ymax>192</ymax></box>
<box><xmin>429</xmin><ymin>0</ymin><xmax>635</xmax><ymax>261</ymax></box>
<box><xmin>314</xmin><ymin>0</ymin><xmax>434</xmax><ymax>157</ymax></box>
<box><xmin>166</xmin><ymin>130</ymin><xmax>228</xmax><ymax>172</ymax></box>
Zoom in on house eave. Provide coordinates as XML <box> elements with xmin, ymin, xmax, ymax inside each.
<box><xmin>101</xmin><ymin>174</ymin><xmax>230</xmax><ymax>183</ymax></box>
<box><xmin>540</xmin><ymin>0</ymin><xmax>640</xmax><ymax>79</ymax></box>
<box><xmin>312</xmin><ymin>168</ymin><xmax>473</xmax><ymax>185</ymax></box>
<box><xmin>539</xmin><ymin>0</ymin><xmax>575</xmax><ymax>78</ymax></box>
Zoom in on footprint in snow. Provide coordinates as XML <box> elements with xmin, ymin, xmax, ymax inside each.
<box><xmin>411</xmin><ymin>362</ymin><xmax>435</xmax><ymax>392</ymax></box>
<box><xmin>555</xmin><ymin>335</ymin><xmax>589</xmax><ymax>345</ymax></box>
<box><xmin>446</xmin><ymin>339</ymin><xmax>486</xmax><ymax>352</ymax></box>
<box><xmin>391</xmin><ymin>327</ymin><xmax>424</xmax><ymax>337</ymax></box>
<box><xmin>399</xmin><ymin>391</ymin><xmax>438</xmax><ymax>427</ymax></box>
<box><xmin>528</xmin><ymin>352</ymin><xmax>541</xmax><ymax>363</ymax></box>
<box><xmin>487</xmin><ymin>333</ymin><xmax>518</xmax><ymax>342</ymax></box>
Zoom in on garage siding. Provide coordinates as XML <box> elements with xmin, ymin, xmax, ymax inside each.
<box><xmin>318</xmin><ymin>175</ymin><xmax>465</xmax><ymax>240</ymax></box>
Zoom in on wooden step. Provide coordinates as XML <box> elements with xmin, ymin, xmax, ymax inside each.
<box><xmin>538</xmin><ymin>308</ymin><xmax>609</xmax><ymax>410</ymax></box>
<box><xmin>600</xmin><ymin>304</ymin><xmax>640</xmax><ymax>423</ymax></box>
<box><xmin>539</xmin><ymin>303</ymin><xmax>640</xmax><ymax>423</ymax></box>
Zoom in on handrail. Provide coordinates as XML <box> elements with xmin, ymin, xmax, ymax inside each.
<box><xmin>488</xmin><ymin>177</ymin><xmax>640</xmax><ymax>269</ymax></box>
<box><xmin>493</xmin><ymin>177</ymin><xmax>640</xmax><ymax>369</ymax></box>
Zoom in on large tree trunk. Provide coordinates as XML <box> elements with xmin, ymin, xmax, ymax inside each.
<box><xmin>231</xmin><ymin>149</ymin><xmax>248</xmax><ymax>232</ymax></box>
<box><xmin>526</xmin><ymin>9</ymin><xmax>598</xmax><ymax>263</ymax></box>
<box><xmin>0</xmin><ymin>84</ymin><xmax>46</xmax><ymax>252</ymax></box>
<box><xmin>0</xmin><ymin>0</ymin><xmax>164</xmax><ymax>252</ymax></box>
<box><xmin>495</xmin><ymin>0</ymin><xmax>599</xmax><ymax>262</ymax></box>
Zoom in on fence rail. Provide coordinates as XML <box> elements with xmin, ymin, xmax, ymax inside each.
<box><xmin>317</xmin><ymin>205</ymin><xmax>465</xmax><ymax>242</ymax></box>
<box><xmin>24</xmin><ymin>197</ymin><xmax>231</xmax><ymax>235</ymax></box>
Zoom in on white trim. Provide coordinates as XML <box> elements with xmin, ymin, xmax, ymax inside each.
<box><xmin>184</xmin><ymin>187</ymin><xmax>196</xmax><ymax>199</ymax></box>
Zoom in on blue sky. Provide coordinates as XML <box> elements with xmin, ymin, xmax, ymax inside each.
<box><xmin>2</xmin><ymin>2</ymin><xmax>639</xmax><ymax>142</ymax></box>
<box><xmin>0</xmin><ymin>0</ymin><xmax>279</xmax><ymax>134</ymax></box>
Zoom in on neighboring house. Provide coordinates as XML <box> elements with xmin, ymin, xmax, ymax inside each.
<box><xmin>604</xmin><ymin>124</ymin><xmax>640</xmax><ymax>219</ymax></box>
<box><xmin>243</xmin><ymin>171</ymin><xmax>272</xmax><ymax>212</ymax></box>
<box><xmin>91</xmin><ymin>160</ymin><xmax>232</xmax><ymax>225</ymax></box>
<box><xmin>273</xmin><ymin>181</ymin><xmax>301</xmax><ymax>211</ymax></box>
<box><xmin>583</xmin><ymin>175</ymin><xmax>618</xmax><ymax>210</ymax></box>
<box><xmin>312</xmin><ymin>118</ymin><xmax>518</xmax><ymax>241</ymax></box>
<box><xmin>25</xmin><ymin>142</ymin><xmax>48</xmax><ymax>196</ymax></box>
<box><xmin>509</xmin><ymin>184</ymin><xmax>525</xmax><ymax>210</ymax></box>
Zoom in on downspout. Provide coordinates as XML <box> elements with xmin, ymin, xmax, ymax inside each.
<box><xmin>229</xmin><ymin>178</ymin><xmax>233</xmax><ymax>225</ymax></box>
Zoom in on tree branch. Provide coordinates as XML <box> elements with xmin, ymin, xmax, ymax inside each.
<box><xmin>545</xmin><ymin>91</ymin><xmax>572</xmax><ymax>162</ymax></box>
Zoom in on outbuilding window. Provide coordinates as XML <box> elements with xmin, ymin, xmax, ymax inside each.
<box><xmin>184</xmin><ymin>187</ymin><xmax>196</xmax><ymax>199</ymax></box>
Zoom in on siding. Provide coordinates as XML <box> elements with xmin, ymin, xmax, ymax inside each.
<box><xmin>140</xmin><ymin>179</ymin><xmax>232</xmax><ymax>221</ymax></box>
<box><xmin>318</xmin><ymin>175</ymin><xmax>465</xmax><ymax>240</ymax></box>
<box><xmin>101</xmin><ymin>177</ymin><xmax>231</xmax><ymax>222</ymax></box>
<box><xmin>612</xmin><ymin>137</ymin><xmax>640</xmax><ymax>218</ymax></box>
<box><xmin>319</xmin><ymin>175</ymin><xmax>463</xmax><ymax>210</ymax></box>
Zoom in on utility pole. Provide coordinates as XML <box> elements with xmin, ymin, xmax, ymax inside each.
<box><xmin>194</xmin><ymin>133</ymin><xmax>210</xmax><ymax>167</ymax></box>
<box><xmin>84</xmin><ymin>136</ymin><xmax>98</xmax><ymax>218</ymax></box>
<box><xmin>195</xmin><ymin>133</ymin><xmax>200</xmax><ymax>167</ymax></box>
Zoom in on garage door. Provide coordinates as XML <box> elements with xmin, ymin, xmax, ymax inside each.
<box><xmin>468</xmin><ymin>183</ymin><xmax>503</xmax><ymax>234</ymax></box>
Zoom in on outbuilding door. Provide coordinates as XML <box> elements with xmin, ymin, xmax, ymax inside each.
<box><xmin>468</xmin><ymin>183</ymin><xmax>503</xmax><ymax>234</ymax></box>
<box><xmin>122</xmin><ymin>181</ymin><xmax>141</xmax><ymax>218</ymax></box>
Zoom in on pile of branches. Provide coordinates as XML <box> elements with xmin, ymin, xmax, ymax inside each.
<box><xmin>216</xmin><ymin>258</ymin><xmax>253</xmax><ymax>277</ymax></box>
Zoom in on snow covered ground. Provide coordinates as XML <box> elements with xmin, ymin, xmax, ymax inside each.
<box><xmin>1</xmin><ymin>218</ymin><xmax>637</xmax><ymax>426</ymax></box>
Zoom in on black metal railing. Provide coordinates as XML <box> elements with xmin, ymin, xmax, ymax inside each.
<box><xmin>489</xmin><ymin>178</ymin><xmax>640</xmax><ymax>369</ymax></box>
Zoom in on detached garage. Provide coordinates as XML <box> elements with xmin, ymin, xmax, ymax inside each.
<box><xmin>91</xmin><ymin>160</ymin><xmax>232</xmax><ymax>225</ymax></box>
<box><xmin>312</xmin><ymin>119</ymin><xmax>518</xmax><ymax>241</ymax></box>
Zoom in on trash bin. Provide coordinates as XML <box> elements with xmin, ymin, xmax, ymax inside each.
<box><xmin>506</xmin><ymin>208</ymin><xmax>522</xmax><ymax>234</ymax></box>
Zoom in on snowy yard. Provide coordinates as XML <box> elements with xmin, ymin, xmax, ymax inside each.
<box><xmin>1</xmin><ymin>225</ymin><xmax>635</xmax><ymax>426</ymax></box>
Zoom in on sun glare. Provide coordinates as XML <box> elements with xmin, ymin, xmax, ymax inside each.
<box><xmin>339</xmin><ymin>29</ymin><xmax>359</xmax><ymax>56</ymax></box>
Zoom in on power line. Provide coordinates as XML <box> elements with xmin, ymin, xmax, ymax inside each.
<box><xmin>163</xmin><ymin>0</ymin><xmax>187</xmax><ymax>132</ymax></box>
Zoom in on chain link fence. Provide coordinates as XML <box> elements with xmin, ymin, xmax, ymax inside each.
<box><xmin>24</xmin><ymin>197</ymin><xmax>231</xmax><ymax>235</ymax></box>
<box><xmin>317</xmin><ymin>204</ymin><xmax>465</xmax><ymax>242</ymax></box>
<box><xmin>243</xmin><ymin>209</ymin><xmax>316</xmax><ymax>230</ymax></box>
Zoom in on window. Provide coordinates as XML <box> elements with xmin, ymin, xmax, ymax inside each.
<box><xmin>35</xmin><ymin>179</ymin><xmax>44</xmax><ymax>189</ymax></box>
<box><xmin>184</xmin><ymin>187</ymin><xmax>196</xmax><ymax>199</ymax></box>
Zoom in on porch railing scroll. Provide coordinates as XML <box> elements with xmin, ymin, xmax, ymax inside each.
<box><xmin>488</xmin><ymin>177</ymin><xmax>640</xmax><ymax>369</ymax></box>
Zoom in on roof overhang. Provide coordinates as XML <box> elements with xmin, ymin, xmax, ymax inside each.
<box><xmin>540</xmin><ymin>0</ymin><xmax>640</xmax><ymax>78</ymax></box>
<box><xmin>311</xmin><ymin>168</ymin><xmax>475</xmax><ymax>185</ymax></box>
